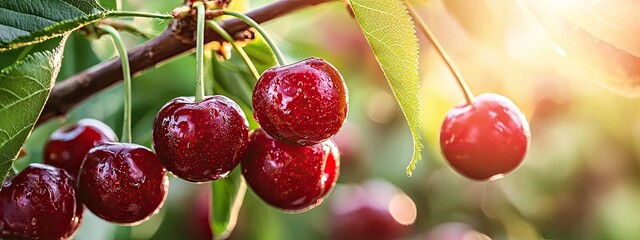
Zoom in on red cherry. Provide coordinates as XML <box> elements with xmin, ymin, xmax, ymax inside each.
<box><xmin>253</xmin><ymin>57</ymin><xmax>348</xmax><ymax>146</ymax></box>
<box><xmin>330</xmin><ymin>180</ymin><xmax>414</xmax><ymax>240</ymax></box>
<box><xmin>77</xmin><ymin>143</ymin><xmax>169</xmax><ymax>225</ymax></box>
<box><xmin>187</xmin><ymin>186</ymin><xmax>213</xmax><ymax>240</ymax></box>
<box><xmin>0</xmin><ymin>164</ymin><xmax>80</xmax><ymax>240</ymax></box>
<box><xmin>241</xmin><ymin>128</ymin><xmax>339</xmax><ymax>212</ymax></box>
<box><xmin>440</xmin><ymin>93</ymin><xmax>531</xmax><ymax>181</ymax></box>
<box><xmin>44</xmin><ymin>118</ymin><xmax>118</xmax><ymax>177</ymax></box>
<box><xmin>153</xmin><ymin>96</ymin><xmax>249</xmax><ymax>183</ymax></box>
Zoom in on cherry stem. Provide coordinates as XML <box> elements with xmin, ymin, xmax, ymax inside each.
<box><xmin>98</xmin><ymin>24</ymin><xmax>133</xmax><ymax>143</ymax></box>
<box><xmin>195</xmin><ymin>3</ymin><xmax>206</xmax><ymax>102</ymax></box>
<box><xmin>115</xmin><ymin>0</ymin><xmax>122</xmax><ymax>11</ymax></box>
<box><xmin>107</xmin><ymin>11</ymin><xmax>173</xmax><ymax>20</ymax></box>
<box><xmin>404</xmin><ymin>0</ymin><xmax>475</xmax><ymax>104</ymax></box>
<box><xmin>206</xmin><ymin>21</ymin><xmax>261</xmax><ymax>80</ymax></box>
<box><xmin>223</xmin><ymin>11</ymin><xmax>287</xmax><ymax>66</ymax></box>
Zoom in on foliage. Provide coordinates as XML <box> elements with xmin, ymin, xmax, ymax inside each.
<box><xmin>0</xmin><ymin>37</ymin><xmax>66</xmax><ymax>185</ymax></box>
<box><xmin>1</xmin><ymin>0</ymin><xmax>639</xmax><ymax>239</ymax></box>
<box><xmin>350</xmin><ymin>0</ymin><xmax>423</xmax><ymax>176</ymax></box>
<box><xmin>0</xmin><ymin>0</ymin><xmax>106</xmax><ymax>51</ymax></box>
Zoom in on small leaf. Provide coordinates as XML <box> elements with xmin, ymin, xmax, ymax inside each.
<box><xmin>211</xmin><ymin>168</ymin><xmax>246</xmax><ymax>239</ymax></box>
<box><xmin>241</xmin><ymin>36</ymin><xmax>278</xmax><ymax>73</ymax></box>
<box><xmin>207</xmin><ymin>36</ymin><xmax>277</xmax><ymax>130</ymax></box>
<box><xmin>0</xmin><ymin>36</ymin><xmax>67</xmax><ymax>184</ymax></box>
<box><xmin>350</xmin><ymin>0</ymin><xmax>423</xmax><ymax>176</ymax></box>
<box><xmin>0</xmin><ymin>0</ymin><xmax>107</xmax><ymax>52</ymax></box>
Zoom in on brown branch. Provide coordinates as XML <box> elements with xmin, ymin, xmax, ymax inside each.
<box><xmin>38</xmin><ymin>0</ymin><xmax>335</xmax><ymax>124</ymax></box>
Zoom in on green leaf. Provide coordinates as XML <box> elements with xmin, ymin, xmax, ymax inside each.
<box><xmin>350</xmin><ymin>0</ymin><xmax>423</xmax><ymax>176</ymax></box>
<box><xmin>98</xmin><ymin>0</ymin><xmax>120</xmax><ymax>10</ymax></box>
<box><xmin>57</xmin><ymin>32</ymin><xmax>101</xmax><ymax>80</ymax></box>
<box><xmin>0</xmin><ymin>0</ymin><xmax>107</xmax><ymax>52</ymax></box>
<box><xmin>206</xmin><ymin>36</ymin><xmax>277</xmax><ymax>130</ymax></box>
<box><xmin>242</xmin><ymin>36</ymin><xmax>278</xmax><ymax>73</ymax></box>
<box><xmin>211</xmin><ymin>168</ymin><xmax>246</xmax><ymax>239</ymax></box>
<box><xmin>0</xmin><ymin>36</ymin><xmax>67</xmax><ymax>184</ymax></box>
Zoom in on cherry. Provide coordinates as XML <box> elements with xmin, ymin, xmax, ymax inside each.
<box><xmin>44</xmin><ymin>118</ymin><xmax>118</xmax><ymax>178</ymax></box>
<box><xmin>0</xmin><ymin>164</ymin><xmax>80</xmax><ymax>240</ymax></box>
<box><xmin>252</xmin><ymin>57</ymin><xmax>348</xmax><ymax>146</ymax></box>
<box><xmin>241</xmin><ymin>128</ymin><xmax>339</xmax><ymax>212</ymax></box>
<box><xmin>187</xmin><ymin>186</ymin><xmax>212</xmax><ymax>240</ymax></box>
<box><xmin>153</xmin><ymin>96</ymin><xmax>249</xmax><ymax>183</ymax></box>
<box><xmin>330</xmin><ymin>180</ymin><xmax>414</xmax><ymax>240</ymax></box>
<box><xmin>440</xmin><ymin>93</ymin><xmax>531</xmax><ymax>181</ymax></box>
<box><xmin>77</xmin><ymin>142</ymin><xmax>169</xmax><ymax>225</ymax></box>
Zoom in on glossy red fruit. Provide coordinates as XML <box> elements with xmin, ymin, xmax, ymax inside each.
<box><xmin>153</xmin><ymin>96</ymin><xmax>249</xmax><ymax>183</ymax></box>
<box><xmin>44</xmin><ymin>119</ymin><xmax>118</xmax><ymax>177</ymax></box>
<box><xmin>77</xmin><ymin>143</ymin><xmax>169</xmax><ymax>225</ymax></box>
<box><xmin>330</xmin><ymin>180</ymin><xmax>415</xmax><ymax>240</ymax></box>
<box><xmin>241</xmin><ymin>128</ymin><xmax>339</xmax><ymax>212</ymax></box>
<box><xmin>0</xmin><ymin>164</ymin><xmax>80</xmax><ymax>240</ymax></box>
<box><xmin>440</xmin><ymin>93</ymin><xmax>531</xmax><ymax>181</ymax></box>
<box><xmin>253</xmin><ymin>57</ymin><xmax>348</xmax><ymax>146</ymax></box>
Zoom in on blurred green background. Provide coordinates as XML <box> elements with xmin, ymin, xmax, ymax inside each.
<box><xmin>16</xmin><ymin>0</ymin><xmax>640</xmax><ymax>239</ymax></box>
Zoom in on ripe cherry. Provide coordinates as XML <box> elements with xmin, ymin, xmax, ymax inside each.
<box><xmin>0</xmin><ymin>164</ymin><xmax>80</xmax><ymax>240</ymax></box>
<box><xmin>252</xmin><ymin>57</ymin><xmax>348</xmax><ymax>146</ymax></box>
<box><xmin>330</xmin><ymin>180</ymin><xmax>415</xmax><ymax>240</ymax></box>
<box><xmin>440</xmin><ymin>93</ymin><xmax>531</xmax><ymax>181</ymax></box>
<box><xmin>44</xmin><ymin>118</ymin><xmax>118</xmax><ymax>177</ymax></box>
<box><xmin>153</xmin><ymin>96</ymin><xmax>249</xmax><ymax>183</ymax></box>
<box><xmin>77</xmin><ymin>143</ymin><xmax>169</xmax><ymax>225</ymax></box>
<box><xmin>241</xmin><ymin>128</ymin><xmax>339</xmax><ymax>212</ymax></box>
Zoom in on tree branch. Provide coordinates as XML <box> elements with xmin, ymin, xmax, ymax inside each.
<box><xmin>38</xmin><ymin>0</ymin><xmax>335</xmax><ymax>124</ymax></box>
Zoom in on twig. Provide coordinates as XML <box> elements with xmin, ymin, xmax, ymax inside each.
<box><xmin>38</xmin><ymin>0</ymin><xmax>335</xmax><ymax>124</ymax></box>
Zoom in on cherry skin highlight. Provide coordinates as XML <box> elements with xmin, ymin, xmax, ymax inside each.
<box><xmin>440</xmin><ymin>93</ymin><xmax>531</xmax><ymax>181</ymax></box>
<box><xmin>77</xmin><ymin>143</ymin><xmax>169</xmax><ymax>225</ymax></box>
<box><xmin>241</xmin><ymin>128</ymin><xmax>340</xmax><ymax>212</ymax></box>
<box><xmin>0</xmin><ymin>164</ymin><xmax>80</xmax><ymax>240</ymax></box>
<box><xmin>44</xmin><ymin>118</ymin><xmax>118</xmax><ymax>178</ymax></box>
<box><xmin>252</xmin><ymin>57</ymin><xmax>348</xmax><ymax>146</ymax></box>
<box><xmin>153</xmin><ymin>96</ymin><xmax>249</xmax><ymax>183</ymax></box>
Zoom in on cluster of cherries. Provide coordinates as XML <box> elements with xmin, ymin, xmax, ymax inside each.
<box><xmin>0</xmin><ymin>58</ymin><xmax>347</xmax><ymax>239</ymax></box>
<box><xmin>153</xmin><ymin>57</ymin><xmax>346</xmax><ymax>212</ymax></box>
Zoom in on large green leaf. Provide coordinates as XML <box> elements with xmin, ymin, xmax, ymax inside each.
<box><xmin>0</xmin><ymin>0</ymin><xmax>107</xmax><ymax>52</ymax></box>
<box><xmin>350</xmin><ymin>0</ymin><xmax>423</xmax><ymax>176</ymax></box>
<box><xmin>0</xmin><ymin>36</ymin><xmax>67</xmax><ymax>184</ymax></box>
